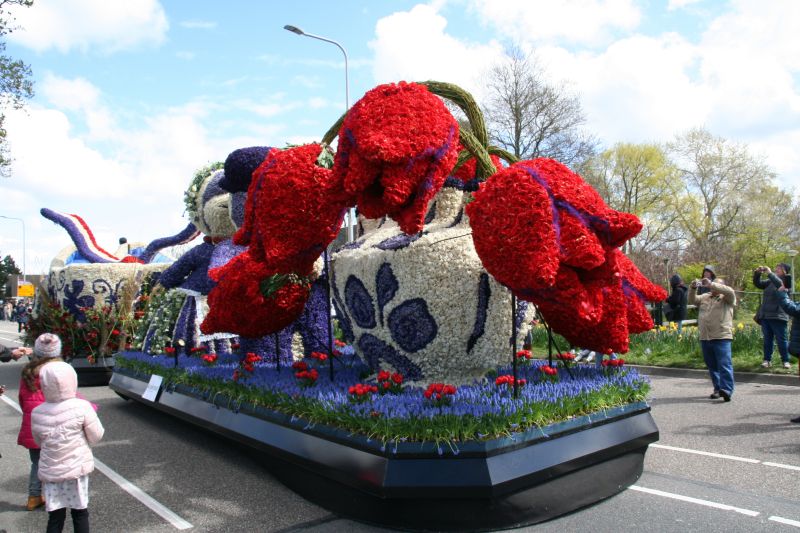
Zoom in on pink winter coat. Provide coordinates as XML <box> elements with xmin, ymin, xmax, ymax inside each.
<box><xmin>17</xmin><ymin>376</ymin><xmax>45</xmax><ymax>449</ymax></box>
<box><xmin>31</xmin><ymin>362</ymin><xmax>104</xmax><ymax>483</ymax></box>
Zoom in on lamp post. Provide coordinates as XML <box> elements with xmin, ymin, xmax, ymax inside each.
<box><xmin>283</xmin><ymin>24</ymin><xmax>355</xmax><ymax>241</ymax></box>
<box><xmin>0</xmin><ymin>215</ymin><xmax>25</xmax><ymax>284</ymax></box>
<box><xmin>788</xmin><ymin>249</ymin><xmax>798</xmax><ymax>297</ymax></box>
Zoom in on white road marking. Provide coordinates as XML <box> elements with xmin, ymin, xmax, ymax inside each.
<box><xmin>651</xmin><ymin>443</ymin><xmax>800</xmax><ymax>471</ymax></box>
<box><xmin>650</xmin><ymin>443</ymin><xmax>760</xmax><ymax>464</ymax></box>
<box><xmin>630</xmin><ymin>485</ymin><xmax>760</xmax><ymax>517</ymax></box>
<box><xmin>770</xmin><ymin>516</ymin><xmax>800</xmax><ymax>528</ymax></box>
<box><xmin>0</xmin><ymin>334</ymin><xmax>23</xmax><ymax>344</ymax></box>
<box><xmin>762</xmin><ymin>462</ymin><xmax>800</xmax><ymax>472</ymax></box>
<box><xmin>94</xmin><ymin>459</ymin><xmax>193</xmax><ymax>530</ymax></box>
<box><xmin>0</xmin><ymin>393</ymin><xmax>193</xmax><ymax>530</ymax></box>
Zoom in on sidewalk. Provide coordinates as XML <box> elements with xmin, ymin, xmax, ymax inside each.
<box><xmin>633</xmin><ymin>364</ymin><xmax>800</xmax><ymax>387</ymax></box>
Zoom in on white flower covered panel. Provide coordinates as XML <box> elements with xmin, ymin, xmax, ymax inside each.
<box><xmin>333</xmin><ymin>187</ymin><xmax>533</xmax><ymax>384</ymax></box>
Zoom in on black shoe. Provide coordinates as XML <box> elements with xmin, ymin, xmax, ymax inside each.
<box><xmin>791</xmin><ymin>416</ymin><xmax>800</xmax><ymax>423</ymax></box>
<box><xmin>719</xmin><ymin>390</ymin><xmax>731</xmax><ymax>402</ymax></box>
<box><xmin>709</xmin><ymin>391</ymin><xmax>720</xmax><ymax>399</ymax></box>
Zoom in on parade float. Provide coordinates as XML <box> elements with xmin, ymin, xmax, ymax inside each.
<box><xmin>109</xmin><ymin>81</ymin><xmax>665</xmax><ymax>530</ymax></box>
<box><xmin>26</xmin><ymin>209</ymin><xmax>197</xmax><ymax>385</ymax></box>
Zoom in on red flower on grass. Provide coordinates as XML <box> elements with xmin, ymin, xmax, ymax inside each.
<box><xmin>348</xmin><ymin>383</ymin><xmax>378</xmax><ymax>402</ymax></box>
<box><xmin>376</xmin><ymin>370</ymin><xmax>404</xmax><ymax>394</ymax></box>
<box><xmin>495</xmin><ymin>375</ymin><xmax>527</xmax><ymax>388</ymax></box>
<box><xmin>423</xmin><ymin>383</ymin><xmax>457</xmax><ymax>406</ymax></box>
<box><xmin>516</xmin><ymin>349</ymin><xmax>533</xmax><ymax>360</ymax></box>
<box><xmin>539</xmin><ymin>365</ymin><xmax>559</xmax><ymax>383</ymax></box>
<box><xmin>295</xmin><ymin>367</ymin><xmax>319</xmax><ymax>387</ymax></box>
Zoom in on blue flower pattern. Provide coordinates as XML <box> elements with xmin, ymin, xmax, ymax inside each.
<box><xmin>340</xmin><ymin>262</ymin><xmax>437</xmax><ymax>379</ymax></box>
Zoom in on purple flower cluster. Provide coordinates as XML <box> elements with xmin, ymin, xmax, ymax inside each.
<box><xmin>116</xmin><ymin>350</ymin><xmax>648</xmax><ymax>427</ymax></box>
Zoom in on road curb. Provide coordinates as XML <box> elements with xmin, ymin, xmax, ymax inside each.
<box><xmin>634</xmin><ymin>364</ymin><xmax>800</xmax><ymax>387</ymax></box>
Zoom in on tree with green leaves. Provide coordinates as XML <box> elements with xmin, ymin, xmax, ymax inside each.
<box><xmin>0</xmin><ymin>252</ymin><xmax>21</xmax><ymax>293</ymax></box>
<box><xmin>583</xmin><ymin>143</ymin><xmax>684</xmax><ymax>256</ymax></box>
<box><xmin>0</xmin><ymin>0</ymin><xmax>34</xmax><ymax>177</ymax></box>
<box><xmin>482</xmin><ymin>46</ymin><xmax>597</xmax><ymax>167</ymax></box>
<box><xmin>667</xmin><ymin>128</ymin><xmax>776</xmax><ymax>252</ymax></box>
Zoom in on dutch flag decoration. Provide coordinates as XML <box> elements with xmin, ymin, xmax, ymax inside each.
<box><xmin>40</xmin><ymin>208</ymin><xmax>122</xmax><ymax>263</ymax></box>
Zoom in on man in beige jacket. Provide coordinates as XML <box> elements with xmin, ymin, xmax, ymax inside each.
<box><xmin>688</xmin><ymin>277</ymin><xmax>737</xmax><ymax>401</ymax></box>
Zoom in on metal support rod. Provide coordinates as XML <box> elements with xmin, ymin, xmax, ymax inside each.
<box><xmin>512</xmin><ymin>294</ymin><xmax>518</xmax><ymax>399</ymax></box>
<box><xmin>274</xmin><ymin>333</ymin><xmax>281</xmax><ymax>372</ymax></box>
<box><xmin>324</xmin><ymin>249</ymin><xmax>335</xmax><ymax>381</ymax></box>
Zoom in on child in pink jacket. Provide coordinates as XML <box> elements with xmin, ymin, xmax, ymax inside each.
<box><xmin>17</xmin><ymin>333</ymin><xmax>63</xmax><ymax>511</ymax></box>
<box><xmin>31</xmin><ymin>361</ymin><xmax>104</xmax><ymax>533</ymax></box>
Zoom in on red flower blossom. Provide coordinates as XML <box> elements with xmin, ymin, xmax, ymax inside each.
<box><xmin>334</xmin><ymin>339</ymin><xmax>346</xmax><ymax>347</ymax></box>
<box><xmin>292</xmin><ymin>361</ymin><xmax>308</xmax><ymax>371</ymax></box>
<box><xmin>233</xmin><ymin>143</ymin><xmax>353</xmax><ymax>275</ymax></box>
<box><xmin>201</xmin><ymin>353</ymin><xmax>218</xmax><ymax>365</ymax></box>
<box><xmin>348</xmin><ymin>383</ymin><xmax>378</xmax><ymax>398</ymax></box>
<box><xmin>467</xmin><ymin>163</ymin><xmax>561</xmax><ymax>292</ymax></box>
<box><xmin>165</xmin><ymin>346</ymin><xmax>176</xmax><ymax>355</ymax></box>
<box><xmin>495</xmin><ymin>375</ymin><xmax>526</xmax><ymax>388</ymax></box>
<box><xmin>423</xmin><ymin>383</ymin><xmax>457</xmax><ymax>404</ymax></box>
<box><xmin>202</xmin><ymin>251</ymin><xmax>312</xmax><ymax>338</ymax></box>
<box><xmin>295</xmin><ymin>368</ymin><xmax>319</xmax><ymax>387</ymax></box>
<box><xmin>309</xmin><ymin>351</ymin><xmax>328</xmax><ymax>362</ymax></box>
<box><xmin>333</xmin><ymin>81</ymin><xmax>459</xmax><ymax>234</ymax></box>
<box><xmin>516</xmin><ymin>349</ymin><xmax>533</xmax><ymax>360</ymax></box>
<box><xmin>376</xmin><ymin>370</ymin><xmax>404</xmax><ymax>394</ymax></box>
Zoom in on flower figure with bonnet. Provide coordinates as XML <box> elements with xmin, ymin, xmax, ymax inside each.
<box><xmin>146</xmin><ymin>163</ymin><xmax>238</xmax><ymax>354</ymax></box>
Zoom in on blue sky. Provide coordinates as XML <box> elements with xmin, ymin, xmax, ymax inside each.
<box><xmin>0</xmin><ymin>0</ymin><xmax>798</xmax><ymax>276</ymax></box>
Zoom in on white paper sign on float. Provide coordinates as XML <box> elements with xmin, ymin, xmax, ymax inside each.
<box><xmin>142</xmin><ymin>374</ymin><xmax>164</xmax><ymax>402</ymax></box>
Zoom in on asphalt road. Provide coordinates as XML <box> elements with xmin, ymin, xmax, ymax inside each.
<box><xmin>1</xmin><ymin>319</ymin><xmax>799</xmax><ymax>533</ymax></box>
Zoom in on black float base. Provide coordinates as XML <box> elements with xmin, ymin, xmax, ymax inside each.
<box><xmin>110</xmin><ymin>370</ymin><xmax>658</xmax><ymax>531</ymax></box>
<box><xmin>71</xmin><ymin>356</ymin><xmax>114</xmax><ymax>387</ymax></box>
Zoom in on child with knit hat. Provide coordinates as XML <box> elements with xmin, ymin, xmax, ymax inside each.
<box><xmin>17</xmin><ymin>333</ymin><xmax>64</xmax><ymax>511</ymax></box>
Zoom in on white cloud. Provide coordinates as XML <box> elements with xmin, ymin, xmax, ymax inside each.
<box><xmin>8</xmin><ymin>0</ymin><xmax>168</xmax><ymax>54</ymax></box>
<box><xmin>179</xmin><ymin>20</ymin><xmax>217</xmax><ymax>30</ymax></box>
<box><xmin>466</xmin><ymin>0</ymin><xmax>641</xmax><ymax>47</ymax></box>
<box><xmin>0</xmin><ymin>80</ymin><xmax>272</xmax><ymax>265</ymax></box>
<box><xmin>667</xmin><ymin>0</ymin><xmax>702</xmax><ymax>10</ymax></box>
<box><xmin>370</xmin><ymin>4</ymin><xmax>503</xmax><ymax>100</ymax></box>
<box><xmin>536</xmin><ymin>33</ymin><xmax>712</xmax><ymax>143</ymax></box>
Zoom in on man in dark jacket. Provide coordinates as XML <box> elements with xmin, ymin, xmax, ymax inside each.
<box><xmin>754</xmin><ymin>264</ymin><xmax>792</xmax><ymax>368</ymax></box>
<box><xmin>665</xmin><ymin>274</ymin><xmax>688</xmax><ymax>328</ymax></box>
<box><xmin>774</xmin><ymin>283</ymin><xmax>800</xmax><ymax>422</ymax></box>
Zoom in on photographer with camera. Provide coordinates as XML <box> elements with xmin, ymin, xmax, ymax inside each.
<box><xmin>753</xmin><ymin>264</ymin><xmax>792</xmax><ymax>369</ymax></box>
<box><xmin>689</xmin><ymin>276</ymin><xmax>737</xmax><ymax>401</ymax></box>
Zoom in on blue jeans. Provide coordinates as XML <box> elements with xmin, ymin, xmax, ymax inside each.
<box><xmin>761</xmin><ymin>319</ymin><xmax>789</xmax><ymax>363</ymax></box>
<box><xmin>701</xmin><ymin>339</ymin><xmax>734</xmax><ymax>396</ymax></box>
<box><xmin>29</xmin><ymin>448</ymin><xmax>41</xmax><ymax>497</ymax></box>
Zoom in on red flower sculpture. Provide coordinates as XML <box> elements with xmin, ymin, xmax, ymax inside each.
<box><xmin>203</xmin><ymin>144</ymin><xmax>353</xmax><ymax>338</ymax></box>
<box><xmin>333</xmin><ymin>81</ymin><xmax>459</xmax><ymax>234</ymax></box>
<box><xmin>468</xmin><ymin>157</ymin><xmax>663</xmax><ymax>354</ymax></box>
<box><xmin>201</xmin><ymin>251</ymin><xmax>311</xmax><ymax>338</ymax></box>
<box><xmin>234</xmin><ymin>143</ymin><xmax>353</xmax><ymax>275</ymax></box>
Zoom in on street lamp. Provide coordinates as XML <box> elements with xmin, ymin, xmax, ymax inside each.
<box><xmin>788</xmin><ymin>249</ymin><xmax>798</xmax><ymax>297</ymax></box>
<box><xmin>0</xmin><ymin>215</ymin><xmax>25</xmax><ymax>284</ymax></box>
<box><xmin>283</xmin><ymin>24</ymin><xmax>356</xmax><ymax>241</ymax></box>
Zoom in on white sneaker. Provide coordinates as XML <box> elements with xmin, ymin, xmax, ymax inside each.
<box><xmin>783</xmin><ymin>362</ymin><xmax>791</xmax><ymax>369</ymax></box>
<box><xmin>761</xmin><ymin>361</ymin><xmax>771</xmax><ymax>368</ymax></box>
